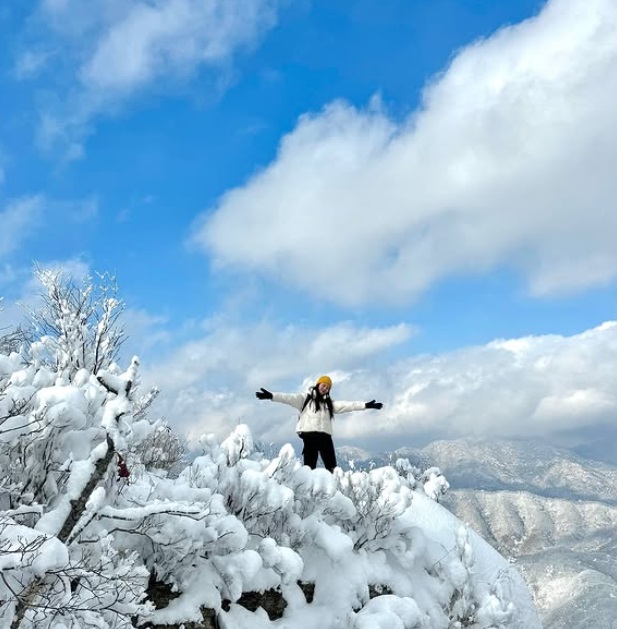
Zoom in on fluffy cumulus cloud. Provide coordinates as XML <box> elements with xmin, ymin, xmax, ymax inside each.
<box><xmin>19</xmin><ymin>0</ymin><xmax>285</xmax><ymax>153</ymax></box>
<box><xmin>195</xmin><ymin>0</ymin><xmax>617</xmax><ymax>306</ymax></box>
<box><xmin>343</xmin><ymin>321</ymin><xmax>617</xmax><ymax>445</ymax></box>
<box><xmin>144</xmin><ymin>318</ymin><xmax>617</xmax><ymax>453</ymax></box>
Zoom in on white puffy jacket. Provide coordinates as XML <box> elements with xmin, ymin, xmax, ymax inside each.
<box><xmin>271</xmin><ymin>390</ymin><xmax>366</xmax><ymax>435</ymax></box>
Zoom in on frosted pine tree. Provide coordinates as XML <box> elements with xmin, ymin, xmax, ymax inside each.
<box><xmin>0</xmin><ymin>269</ymin><xmax>156</xmax><ymax>628</ymax></box>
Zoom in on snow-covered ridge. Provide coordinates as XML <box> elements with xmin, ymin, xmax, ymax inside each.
<box><xmin>1</xmin><ymin>414</ymin><xmax>542</xmax><ymax>628</ymax></box>
<box><xmin>445</xmin><ymin>489</ymin><xmax>617</xmax><ymax>555</ymax></box>
<box><xmin>351</xmin><ymin>438</ymin><xmax>617</xmax><ymax>504</ymax></box>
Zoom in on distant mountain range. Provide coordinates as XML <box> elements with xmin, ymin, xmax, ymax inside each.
<box><xmin>338</xmin><ymin>438</ymin><xmax>617</xmax><ymax>629</ymax></box>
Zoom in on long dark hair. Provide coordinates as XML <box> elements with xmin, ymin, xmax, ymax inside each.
<box><xmin>302</xmin><ymin>386</ymin><xmax>334</xmax><ymax>418</ymax></box>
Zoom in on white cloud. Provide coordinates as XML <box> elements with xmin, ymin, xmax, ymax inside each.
<box><xmin>347</xmin><ymin>321</ymin><xmax>617</xmax><ymax>444</ymax></box>
<box><xmin>121</xmin><ymin>307</ymin><xmax>171</xmax><ymax>358</ymax></box>
<box><xmin>80</xmin><ymin>0</ymin><xmax>278</xmax><ymax>93</ymax></box>
<box><xmin>144</xmin><ymin>319</ymin><xmax>617</xmax><ymax>452</ymax></box>
<box><xmin>0</xmin><ymin>196</ymin><xmax>44</xmax><ymax>259</ymax></box>
<box><xmin>194</xmin><ymin>0</ymin><xmax>617</xmax><ymax>306</ymax></box>
<box><xmin>21</xmin><ymin>0</ymin><xmax>285</xmax><ymax>154</ymax></box>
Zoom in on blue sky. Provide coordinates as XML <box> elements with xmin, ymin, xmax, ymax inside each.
<box><xmin>2</xmin><ymin>0</ymin><xmax>617</xmax><ymax>459</ymax></box>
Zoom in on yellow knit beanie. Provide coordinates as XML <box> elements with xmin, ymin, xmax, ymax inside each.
<box><xmin>315</xmin><ymin>375</ymin><xmax>332</xmax><ymax>389</ymax></box>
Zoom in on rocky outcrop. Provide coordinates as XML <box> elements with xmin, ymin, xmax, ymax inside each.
<box><xmin>139</xmin><ymin>577</ymin><xmax>390</xmax><ymax>628</ymax></box>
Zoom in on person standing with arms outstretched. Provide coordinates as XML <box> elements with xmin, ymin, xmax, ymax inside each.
<box><xmin>255</xmin><ymin>375</ymin><xmax>383</xmax><ymax>472</ymax></box>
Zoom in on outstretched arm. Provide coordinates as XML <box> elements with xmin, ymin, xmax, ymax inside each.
<box><xmin>255</xmin><ymin>388</ymin><xmax>306</xmax><ymax>410</ymax></box>
<box><xmin>271</xmin><ymin>392</ymin><xmax>306</xmax><ymax>410</ymax></box>
<box><xmin>333</xmin><ymin>399</ymin><xmax>383</xmax><ymax>414</ymax></box>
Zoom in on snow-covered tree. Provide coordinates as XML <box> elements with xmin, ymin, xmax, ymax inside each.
<box><xmin>135</xmin><ymin>422</ymin><xmax>186</xmax><ymax>474</ymax></box>
<box><xmin>0</xmin><ymin>270</ymin><xmax>157</xmax><ymax>628</ymax></box>
<box><xmin>22</xmin><ymin>267</ymin><xmax>125</xmax><ymax>378</ymax></box>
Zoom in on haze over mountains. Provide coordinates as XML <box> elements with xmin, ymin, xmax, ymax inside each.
<box><xmin>339</xmin><ymin>438</ymin><xmax>617</xmax><ymax>629</ymax></box>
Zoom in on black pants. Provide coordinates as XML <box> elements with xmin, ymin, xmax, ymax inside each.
<box><xmin>299</xmin><ymin>432</ymin><xmax>337</xmax><ymax>472</ymax></box>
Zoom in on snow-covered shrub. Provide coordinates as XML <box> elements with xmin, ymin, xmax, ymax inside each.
<box><xmin>0</xmin><ymin>270</ymin><xmax>159</xmax><ymax>628</ymax></box>
<box><xmin>134</xmin><ymin>422</ymin><xmax>185</xmax><ymax>474</ymax></box>
<box><xmin>351</xmin><ymin>454</ymin><xmax>450</xmax><ymax>503</ymax></box>
<box><xmin>446</xmin><ymin>527</ymin><xmax>478</xmax><ymax>627</ymax></box>
<box><xmin>421</xmin><ymin>465</ymin><xmax>450</xmax><ymax>502</ymax></box>
<box><xmin>389</xmin><ymin>457</ymin><xmax>450</xmax><ymax>502</ymax></box>
<box><xmin>336</xmin><ymin>466</ymin><xmax>414</xmax><ymax>551</ymax></box>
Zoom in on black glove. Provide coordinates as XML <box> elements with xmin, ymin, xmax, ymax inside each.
<box><xmin>255</xmin><ymin>387</ymin><xmax>273</xmax><ymax>400</ymax></box>
<box><xmin>365</xmin><ymin>399</ymin><xmax>383</xmax><ymax>410</ymax></box>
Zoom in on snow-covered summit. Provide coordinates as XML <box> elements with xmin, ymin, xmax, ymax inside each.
<box><xmin>139</xmin><ymin>425</ymin><xmax>541</xmax><ymax>628</ymax></box>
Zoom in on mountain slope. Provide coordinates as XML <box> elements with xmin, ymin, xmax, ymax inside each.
<box><xmin>409</xmin><ymin>438</ymin><xmax>617</xmax><ymax>504</ymax></box>
<box><xmin>444</xmin><ymin>489</ymin><xmax>617</xmax><ymax>554</ymax></box>
<box><xmin>444</xmin><ymin>488</ymin><xmax>617</xmax><ymax>629</ymax></box>
<box><xmin>415</xmin><ymin>439</ymin><xmax>617</xmax><ymax>629</ymax></box>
